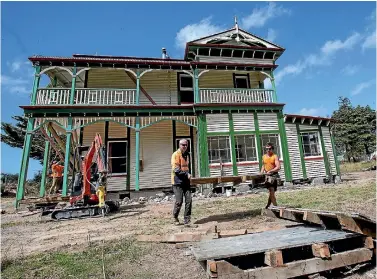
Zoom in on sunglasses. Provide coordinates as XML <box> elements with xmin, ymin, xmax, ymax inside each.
<box><xmin>180</xmin><ymin>144</ymin><xmax>187</xmax><ymax>146</ymax></box>
<box><xmin>265</xmin><ymin>147</ymin><xmax>272</xmax><ymax>150</ymax></box>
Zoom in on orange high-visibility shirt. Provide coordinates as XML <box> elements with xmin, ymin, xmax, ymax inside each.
<box><xmin>52</xmin><ymin>164</ymin><xmax>64</xmax><ymax>178</ymax></box>
<box><xmin>263</xmin><ymin>153</ymin><xmax>278</xmax><ymax>172</ymax></box>
<box><xmin>171</xmin><ymin>149</ymin><xmax>190</xmax><ymax>185</ymax></box>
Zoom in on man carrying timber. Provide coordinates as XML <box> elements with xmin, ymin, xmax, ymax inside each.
<box><xmin>171</xmin><ymin>139</ymin><xmax>192</xmax><ymax>226</ymax></box>
<box><xmin>261</xmin><ymin>142</ymin><xmax>281</xmax><ymax>209</ymax></box>
<box><xmin>48</xmin><ymin>160</ymin><xmax>64</xmax><ymax>195</ymax></box>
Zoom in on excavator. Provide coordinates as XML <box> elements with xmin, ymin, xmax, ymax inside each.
<box><xmin>43</xmin><ymin>133</ymin><xmax>120</xmax><ymax>220</ymax></box>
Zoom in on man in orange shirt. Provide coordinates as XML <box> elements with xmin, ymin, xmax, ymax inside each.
<box><xmin>49</xmin><ymin>160</ymin><xmax>64</xmax><ymax>195</ymax></box>
<box><xmin>260</xmin><ymin>142</ymin><xmax>281</xmax><ymax>209</ymax></box>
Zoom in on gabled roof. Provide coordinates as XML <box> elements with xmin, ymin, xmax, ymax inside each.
<box><xmin>186</xmin><ymin>27</ymin><xmax>284</xmax><ymax>50</ymax></box>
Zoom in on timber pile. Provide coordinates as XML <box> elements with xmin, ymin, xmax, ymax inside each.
<box><xmin>190</xmin><ymin>207</ymin><xmax>376</xmax><ymax>278</ymax></box>
<box><xmin>192</xmin><ymin>226</ymin><xmax>375</xmax><ymax>279</ymax></box>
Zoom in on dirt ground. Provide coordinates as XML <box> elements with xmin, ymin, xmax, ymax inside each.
<box><xmin>1</xmin><ymin>170</ymin><xmax>376</xmax><ymax>278</ymax></box>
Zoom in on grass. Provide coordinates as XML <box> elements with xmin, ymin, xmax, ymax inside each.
<box><xmin>340</xmin><ymin>161</ymin><xmax>376</xmax><ymax>173</ymax></box>
<box><xmin>193</xmin><ymin>180</ymin><xmax>376</xmax><ymax>219</ymax></box>
<box><xmin>1</xmin><ymin>238</ymin><xmax>151</xmax><ymax>279</ymax></box>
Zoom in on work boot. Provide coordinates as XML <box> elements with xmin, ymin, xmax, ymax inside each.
<box><xmin>173</xmin><ymin>217</ymin><xmax>180</xmax><ymax>225</ymax></box>
<box><xmin>183</xmin><ymin>217</ymin><xmax>191</xmax><ymax>227</ymax></box>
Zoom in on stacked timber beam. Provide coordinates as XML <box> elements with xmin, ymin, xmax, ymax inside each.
<box><xmin>190</xmin><ymin>174</ymin><xmax>265</xmax><ymax>187</ymax></box>
<box><xmin>262</xmin><ymin>206</ymin><xmax>376</xmax><ymax>238</ymax></box>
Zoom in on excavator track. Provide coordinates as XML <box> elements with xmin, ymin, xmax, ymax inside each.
<box><xmin>47</xmin><ymin>200</ymin><xmax>120</xmax><ymax>220</ymax></box>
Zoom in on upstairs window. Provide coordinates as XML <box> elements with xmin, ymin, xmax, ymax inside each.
<box><xmin>234</xmin><ymin>74</ymin><xmax>250</xmax><ymax>89</ymax></box>
<box><xmin>178</xmin><ymin>73</ymin><xmax>194</xmax><ymax>103</ymax></box>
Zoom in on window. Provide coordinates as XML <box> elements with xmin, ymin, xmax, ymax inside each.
<box><xmin>235</xmin><ymin>135</ymin><xmax>257</xmax><ymax>162</ymax></box>
<box><xmin>107</xmin><ymin>141</ymin><xmax>128</xmax><ymax>174</ymax></box>
<box><xmin>260</xmin><ymin>134</ymin><xmax>282</xmax><ymax>158</ymax></box>
<box><xmin>179</xmin><ymin>74</ymin><xmax>193</xmax><ymax>91</ymax></box>
<box><xmin>300</xmin><ymin>132</ymin><xmax>321</xmax><ymax>157</ymax></box>
<box><xmin>178</xmin><ymin>73</ymin><xmax>194</xmax><ymax>103</ymax></box>
<box><xmin>234</xmin><ymin>74</ymin><xmax>250</xmax><ymax>89</ymax></box>
<box><xmin>207</xmin><ymin>136</ymin><xmax>231</xmax><ymax>164</ymax></box>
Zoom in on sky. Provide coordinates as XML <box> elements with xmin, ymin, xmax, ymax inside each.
<box><xmin>1</xmin><ymin>1</ymin><xmax>376</xmax><ymax>177</ymax></box>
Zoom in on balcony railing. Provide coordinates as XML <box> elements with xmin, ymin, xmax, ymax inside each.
<box><xmin>199</xmin><ymin>88</ymin><xmax>275</xmax><ymax>103</ymax></box>
<box><xmin>35</xmin><ymin>88</ymin><xmax>137</xmax><ymax>105</ymax></box>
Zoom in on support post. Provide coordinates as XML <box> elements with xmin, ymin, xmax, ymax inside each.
<box><xmin>15</xmin><ymin>118</ymin><xmax>35</xmax><ymax>207</ymax></box>
<box><xmin>330</xmin><ymin>129</ymin><xmax>341</xmax><ymax>177</ymax></box>
<box><xmin>296</xmin><ymin>123</ymin><xmax>307</xmax><ymax>179</ymax></box>
<box><xmin>69</xmin><ymin>65</ymin><xmax>77</xmax><ymax>104</ymax></box>
<box><xmin>40</xmin><ymin>128</ymin><xmax>51</xmax><ymax>197</ymax></box>
<box><xmin>62</xmin><ymin>118</ymin><xmax>73</xmax><ymax>196</ymax></box>
<box><xmin>136</xmin><ymin>70</ymin><xmax>140</xmax><ymax>105</ymax></box>
<box><xmin>194</xmin><ymin>69</ymin><xmax>199</xmax><ymax>103</ymax></box>
<box><xmin>228</xmin><ymin>113</ymin><xmax>238</xmax><ymax>176</ymax></box>
<box><xmin>278</xmin><ymin>112</ymin><xmax>292</xmax><ymax>182</ymax></box>
<box><xmin>198</xmin><ymin>114</ymin><xmax>209</xmax><ymax>177</ymax></box>
<box><xmin>254</xmin><ymin>112</ymin><xmax>263</xmax><ymax>170</ymax></box>
<box><xmin>30</xmin><ymin>66</ymin><xmax>41</xmax><ymax>105</ymax></box>
<box><xmin>318</xmin><ymin>127</ymin><xmax>330</xmax><ymax>177</ymax></box>
<box><xmin>135</xmin><ymin>117</ymin><xmax>140</xmax><ymax>191</ymax></box>
<box><xmin>270</xmin><ymin>71</ymin><xmax>278</xmax><ymax>103</ymax></box>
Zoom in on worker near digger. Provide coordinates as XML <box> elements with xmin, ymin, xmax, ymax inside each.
<box><xmin>171</xmin><ymin>139</ymin><xmax>192</xmax><ymax>226</ymax></box>
<box><xmin>260</xmin><ymin>142</ymin><xmax>281</xmax><ymax>209</ymax></box>
<box><xmin>48</xmin><ymin>160</ymin><xmax>64</xmax><ymax>195</ymax></box>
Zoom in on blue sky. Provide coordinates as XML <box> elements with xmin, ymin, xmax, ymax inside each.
<box><xmin>1</xmin><ymin>1</ymin><xmax>376</xmax><ymax>177</ymax></box>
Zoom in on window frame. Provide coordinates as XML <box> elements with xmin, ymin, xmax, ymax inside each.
<box><xmin>207</xmin><ymin>135</ymin><xmax>232</xmax><ymax>165</ymax></box>
<box><xmin>234</xmin><ymin>134</ymin><xmax>258</xmax><ymax>163</ymax></box>
<box><xmin>233</xmin><ymin>74</ymin><xmax>250</xmax><ymax>89</ymax></box>
<box><xmin>179</xmin><ymin>73</ymin><xmax>194</xmax><ymax>92</ymax></box>
<box><xmin>107</xmin><ymin>140</ymin><xmax>128</xmax><ymax>175</ymax></box>
<box><xmin>300</xmin><ymin>131</ymin><xmax>323</xmax><ymax>158</ymax></box>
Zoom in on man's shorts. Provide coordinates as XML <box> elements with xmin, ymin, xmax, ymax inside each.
<box><xmin>264</xmin><ymin>173</ymin><xmax>280</xmax><ymax>191</ymax></box>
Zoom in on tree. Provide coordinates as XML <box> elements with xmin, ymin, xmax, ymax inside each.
<box><xmin>1</xmin><ymin>115</ymin><xmax>62</xmax><ymax>164</ymax></box>
<box><xmin>331</xmin><ymin>97</ymin><xmax>376</xmax><ymax>162</ymax></box>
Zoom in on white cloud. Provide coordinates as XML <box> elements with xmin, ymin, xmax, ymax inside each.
<box><xmin>275</xmin><ymin>32</ymin><xmax>363</xmax><ymax>84</ymax></box>
<box><xmin>241</xmin><ymin>2</ymin><xmax>291</xmax><ymax>29</ymax></box>
<box><xmin>350</xmin><ymin>80</ymin><xmax>375</xmax><ymax>96</ymax></box>
<box><xmin>341</xmin><ymin>65</ymin><xmax>360</xmax><ymax>76</ymax></box>
<box><xmin>362</xmin><ymin>30</ymin><xmax>376</xmax><ymax>50</ymax></box>
<box><xmin>175</xmin><ymin>17</ymin><xmax>223</xmax><ymax>49</ymax></box>
<box><xmin>8</xmin><ymin>86</ymin><xmax>30</xmax><ymax>94</ymax></box>
<box><xmin>298</xmin><ymin>106</ymin><xmax>328</xmax><ymax>117</ymax></box>
<box><xmin>264</xmin><ymin>78</ymin><xmax>273</xmax><ymax>89</ymax></box>
<box><xmin>320</xmin><ymin>32</ymin><xmax>361</xmax><ymax>55</ymax></box>
<box><xmin>266</xmin><ymin>28</ymin><xmax>277</xmax><ymax>42</ymax></box>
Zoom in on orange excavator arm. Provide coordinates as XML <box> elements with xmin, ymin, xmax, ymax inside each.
<box><xmin>81</xmin><ymin>133</ymin><xmax>107</xmax><ymax>197</ymax></box>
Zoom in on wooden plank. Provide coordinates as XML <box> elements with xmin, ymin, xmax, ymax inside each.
<box><xmin>312</xmin><ymin>243</ymin><xmax>331</xmax><ymax>259</ymax></box>
<box><xmin>336</xmin><ymin>213</ymin><xmax>376</xmax><ymax>238</ymax></box>
<box><xmin>264</xmin><ymin>249</ymin><xmax>284</xmax><ymax>267</ymax></box>
<box><xmin>219</xmin><ymin>229</ymin><xmax>247</xmax><ymax>238</ymax></box>
<box><xmin>20</xmin><ymin>195</ymin><xmax>70</xmax><ymax>204</ymax></box>
<box><xmin>279</xmin><ymin>209</ymin><xmax>304</xmax><ymax>222</ymax></box>
<box><xmin>190</xmin><ymin>174</ymin><xmax>265</xmax><ymax>186</ymax></box>
<box><xmin>192</xmin><ymin>226</ymin><xmax>358</xmax><ymax>261</ymax></box>
<box><xmin>240</xmin><ymin>248</ymin><xmax>372</xmax><ymax>279</ymax></box>
<box><xmin>364</xmin><ymin>237</ymin><xmax>374</xmax><ymax>249</ymax></box>
<box><xmin>304</xmin><ymin>211</ymin><xmax>325</xmax><ymax>226</ymax></box>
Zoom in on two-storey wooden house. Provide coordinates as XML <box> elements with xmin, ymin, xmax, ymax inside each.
<box><xmin>15</xmin><ymin>22</ymin><xmax>340</xmax><ymax>204</ymax></box>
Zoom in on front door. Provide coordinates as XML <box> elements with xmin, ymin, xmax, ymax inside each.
<box><xmin>175</xmin><ymin>138</ymin><xmax>193</xmax><ymax>173</ymax></box>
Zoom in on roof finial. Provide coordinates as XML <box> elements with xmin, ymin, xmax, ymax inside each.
<box><xmin>234</xmin><ymin>15</ymin><xmax>239</xmax><ymax>29</ymax></box>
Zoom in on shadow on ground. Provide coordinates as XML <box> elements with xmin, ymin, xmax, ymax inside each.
<box><xmin>194</xmin><ymin>209</ymin><xmax>263</xmax><ymax>224</ymax></box>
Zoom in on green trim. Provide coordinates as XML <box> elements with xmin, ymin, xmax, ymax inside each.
<box><xmin>258</xmin><ymin>130</ymin><xmax>281</xmax><ymax>134</ymax></box>
<box><xmin>228</xmin><ymin>113</ymin><xmax>238</xmax><ymax>176</ymax></box>
<box><xmin>31</xmin><ymin>66</ymin><xmax>41</xmax><ymax>105</ymax></box>
<box><xmin>135</xmin><ymin>117</ymin><xmax>140</xmax><ymax>190</ymax></box>
<box><xmin>194</xmin><ymin>105</ymin><xmax>283</xmax><ymax>112</ymax></box>
<box><xmin>330</xmin><ymin>131</ymin><xmax>341</xmax><ymax>176</ymax></box>
<box><xmin>194</xmin><ymin>69</ymin><xmax>199</xmax><ymax>103</ymax></box>
<box><xmin>278</xmin><ymin>112</ymin><xmax>292</xmax><ymax>181</ymax></box>
<box><xmin>296</xmin><ymin>123</ymin><xmax>307</xmax><ymax>179</ymax></box>
<box><xmin>136</xmin><ymin>70</ymin><xmax>140</xmax><ymax>105</ymax></box>
<box><xmin>126</xmin><ymin>127</ymin><xmax>131</xmax><ymax>190</ymax></box>
<box><xmin>198</xmin><ymin>114</ymin><xmax>209</xmax><ymax>177</ymax></box>
<box><xmin>40</xmin><ymin>129</ymin><xmax>51</xmax><ymax>197</ymax></box>
<box><xmin>69</xmin><ymin>66</ymin><xmax>77</xmax><ymax>104</ymax></box>
<box><xmin>254</xmin><ymin>112</ymin><xmax>263</xmax><ymax>170</ymax></box>
<box><xmin>62</xmin><ymin>117</ymin><xmax>73</xmax><ymax>196</ymax></box>
<box><xmin>318</xmin><ymin>127</ymin><xmax>330</xmax><ymax>177</ymax></box>
<box><xmin>299</xmin><ymin>128</ymin><xmax>320</xmax><ymax>132</ymax></box>
<box><xmin>16</xmin><ymin>118</ymin><xmax>34</xmax><ymax>206</ymax></box>
<box><xmin>270</xmin><ymin>71</ymin><xmax>278</xmax><ymax>102</ymax></box>
<box><xmin>207</xmin><ymin>132</ymin><xmax>230</xmax><ymax>136</ymax></box>
<box><xmin>189</xmin><ymin>125</ymin><xmax>195</xmax><ymax>177</ymax></box>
